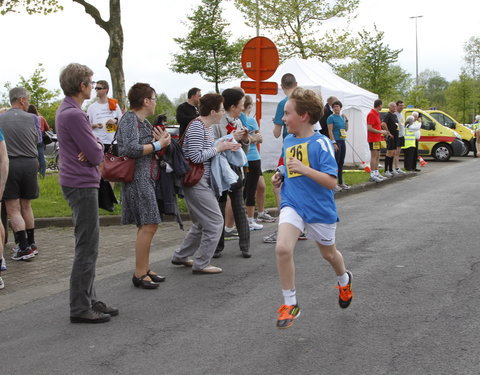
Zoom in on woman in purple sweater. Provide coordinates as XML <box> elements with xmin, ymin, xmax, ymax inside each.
<box><xmin>56</xmin><ymin>63</ymin><xmax>118</xmax><ymax>324</ymax></box>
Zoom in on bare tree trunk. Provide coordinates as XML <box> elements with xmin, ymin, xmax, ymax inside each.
<box><xmin>72</xmin><ymin>0</ymin><xmax>126</xmax><ymax>109</ymax></box>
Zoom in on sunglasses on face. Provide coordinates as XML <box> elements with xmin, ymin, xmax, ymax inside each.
<box><xmin>95</xmin><ymin>87</ymin><xmax>106</xmax><ymax>90</ymax></box>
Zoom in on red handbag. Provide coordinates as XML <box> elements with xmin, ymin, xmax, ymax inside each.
<box><xmin>182</xmin><ymin>159</ymin><xmax>204</xmax><ymax>187</ymax></box>
<box><xmin>101</xmin><ymin>152</ymin><xmax>135</xmax><ymax>183</ymax></box>
<box><xmin>100</xmin><ymin>127</ymin><xmax>136</xmax><ymax>183</ymax></box>
<box><xmin>179</xmin><ymin>119</ymin><xmax>205</xmax><ymax>187</ymax></box>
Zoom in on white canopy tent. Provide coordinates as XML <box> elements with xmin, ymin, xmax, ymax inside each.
<box><xmin>249</xmin><ymin>57</ymin><xmax>378</xmax><ymax>170</ymax></box>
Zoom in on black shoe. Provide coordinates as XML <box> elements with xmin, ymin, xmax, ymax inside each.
<box><xmin>212</xmin><ymin>252</ymin><xmax>222</xmax><ymax>259</ymax></box>
<box><xmin>132</xmin><ymin>274</ymin><xmax>159</xmax><ymax>289</ymax></box>
<box><xmin>241</xmin><ymin>251</ymin><xmax>252</xmax><ymax>258</ymax></box>
<box><xmin>147</xmin><ymin>270</ymin><xmax>166</xmax><ymax>283</ymax></box>
<box><xmin>70</xmin><ymin>310</ymin><xmax>111</xmax><ymax>324</ymax></box>
<box><xmin>414</xmin><ymin>169</ymin><xmax>421</xmax><ymax>172</ymax></box>
<box><xmin>92</xmin><ymin>301</ymin><xmax>119</xmax><ymax>317</ymax></box>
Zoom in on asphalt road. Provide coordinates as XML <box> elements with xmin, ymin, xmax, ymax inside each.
<box><xmin>1</xmin><ymin>157</ymin><xmax>479</xmax><ymax>375</ymax></box>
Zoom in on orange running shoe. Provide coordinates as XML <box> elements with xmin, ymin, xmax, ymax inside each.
<box><xmin>276</xmin><ymin>304</ymin><xmax>301</xmax><ymax>329</ymax></box>
<box><xmin>337</xmin><ymin>271</ymin><xmax>353</xmax><ymax>309</ymax></box>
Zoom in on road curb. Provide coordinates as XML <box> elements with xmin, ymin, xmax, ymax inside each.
<box><xmin>34</xmin><ymin>171</ymin><xmax>418</xmax><ymax>228</ymax></box>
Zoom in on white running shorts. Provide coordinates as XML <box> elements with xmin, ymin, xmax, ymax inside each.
<box><xmin>279</xmin><ymin>206</ymin><xmax>336</xmax><ymax>246</ymax></box>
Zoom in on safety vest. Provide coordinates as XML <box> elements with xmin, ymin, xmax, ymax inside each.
<box><xmin>402</xmin><ymin>126</ymin><xmax>416</xmax><ymax>149</ymax></box>
<box><xmin>473</xmin><ymin>122</ymin><xmax>480</xmax><ymax>133</ymax></box>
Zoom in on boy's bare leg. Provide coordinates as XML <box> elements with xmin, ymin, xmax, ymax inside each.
<box><xmin>275</xmin><ymin>223</ymin><xmax>301</xmax><ymax>290</ymax></box>
<box><xmin>316</xmin><ymin>243</ymin><xmax>346</xmax><ymax>276</ymax></box>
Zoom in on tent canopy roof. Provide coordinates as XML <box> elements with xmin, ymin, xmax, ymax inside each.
<box><xmin>261</xmin><ymin>57</ymin><xmax>378</xmax><ymax>111</ymax></box>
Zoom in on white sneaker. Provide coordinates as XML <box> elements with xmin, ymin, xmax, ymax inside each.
<box><xmin>339</xmin><ymin>183</ymin><xmax>351</xmax><ymax>190</ymax></box>
<box><xmin>384</xmin><ymin>171</ymin><xmax>393</xmax><ymax>177</ymax></box>
<box><xmin>376</xmin><ymin>174</ymin><xmax>387</xmax><ymax>180</ymax></box>
<box><xmin>396</xmin><ymin>168</ymin><xmax>406</xmax><ymax>174</ymax></box>
<box><xmin>263</xmin><ymin>232</ymin><xmax>277</xmax><ymax>243</ymax></box>
<box><xmin>249</xmin><ymin>220</ymin><xmax>264</xmax><ymax>231</ymax></box>
<box><xmin>0</xmin><ymin>256</ymin><xmax>6</xmax><ymax>271</ymax></box>
<box><xmin>391</xmin><ymin>169</ymin><xmax>399</xmax><ymax>176</ymax></box>
<box><xmin>369</xmin><ymin>176</ymin><xmax>383</xmax><ymax>183</ymax></box>
<box><xmin>256</xmin><ymin>211</ymin><xmax>276</xmax><ymax>223</ymax></box>
<box><xmin>334</xmin><ymin>185</ymin><xmax>343</xmax><ymax>192</ymax></box>
<box><xmin>0</xmin><ymin>276</ymin><xmax>4</xmax><ymax>290</ymax></box>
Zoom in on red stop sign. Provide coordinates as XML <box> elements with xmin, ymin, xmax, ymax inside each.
<box><xmin>241</xmin><ymin>37</ymin><xmax>279</xmax><ymax>81</ymax></box>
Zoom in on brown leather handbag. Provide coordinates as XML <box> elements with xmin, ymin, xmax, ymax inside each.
<box><xmin>101</xmin><ymin>151</ymin><xmax>135</xmax><ymax>183</ymax></box>
<box><xmin>179</xmin><ymin>119</ymin><xmax>204</xmax><ymax>187</ymax></box>
<box><xmin>100</xmin><ymin>128</ymin><xmax>135</xmax><ymax>183</ymax></box>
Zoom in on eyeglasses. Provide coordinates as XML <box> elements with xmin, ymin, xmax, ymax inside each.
<box><xmin>95</xmin><ymin>87</ymin><xmax>106</xmax><ymax>90</ymax></box>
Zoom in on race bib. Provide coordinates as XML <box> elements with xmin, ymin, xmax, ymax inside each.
<box><xmin>373</xmin><ymin>142</ymin><xmax>380</xmax><ymax>150</ymax></box>
<box><xmin>106</xmin><ymin>122</ymin><xmax>117</xmax><ymax>133</ymax></box>
<box><xmin>340</xmin><ymin>129</ymin><xmax>347</xmax><ymax>139</ymax></box>
<box><xmin>286</xmin><ymin>142</ymin><xmax>310</xmax><ymax>178</ymax></box>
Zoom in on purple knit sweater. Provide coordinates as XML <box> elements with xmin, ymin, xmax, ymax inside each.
<box><xmin>56</xmin><ymin>96</ymin><xmax>104</xmax><ymax>188</ymax></box>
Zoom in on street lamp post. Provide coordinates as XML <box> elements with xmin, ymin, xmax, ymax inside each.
<box><xmin>410</xmin><ymin>15</ymin><xmax>423</xmax><ymax>87</ymax></box>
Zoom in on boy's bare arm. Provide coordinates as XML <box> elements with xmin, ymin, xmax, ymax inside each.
<box><xmin>286</xmin><ymin>157</ymin><xmax>336</xmax><ymax>190</ymax></box>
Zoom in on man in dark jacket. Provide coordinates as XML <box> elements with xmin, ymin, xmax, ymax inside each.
<box><xmin>176</xmin><ymin>87</ymin><xmax>201</xmax><ymax>137</ymax></box>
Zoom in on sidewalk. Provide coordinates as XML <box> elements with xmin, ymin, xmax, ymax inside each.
<box><xmin>0</xmin><ymin>171</ymin><xmax>417</xmax><ymax>311</ymax></box>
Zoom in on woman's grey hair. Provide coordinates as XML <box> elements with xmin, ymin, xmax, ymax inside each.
<box><xmin>9</xmin><ymin>87</ymin><xmax>30</xmax><ymax>104</ymax></box>
<box><xmin>405</xmin><ymin>115</ymin><xmax>414</xmax><ymax>125</ymax></box>
<box><xmin>59</xmin><ymin>63</ymin><xmax>94</xmax><ymax>96</ymax></box>
<box><xmin>412</xmin><ymin>111</ymin><xmax>419</xmax><ymax>118</ymax></box>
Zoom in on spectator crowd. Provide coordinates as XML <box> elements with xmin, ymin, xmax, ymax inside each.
<box><xmin>5</xmin><ymin>63</ymin><xmax>476</xmax><ymax>328</ymax></box>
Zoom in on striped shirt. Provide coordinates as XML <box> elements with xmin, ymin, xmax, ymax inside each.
<box><xmin>182</xmin><ymin>118</ymin><xmax>218</xmax><ymax>177</ymax></box>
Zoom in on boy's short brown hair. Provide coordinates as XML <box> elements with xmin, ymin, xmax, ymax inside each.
<box><xmin>289</xmin><ymin>87</ymin><xmax>324</xmax><ymax>125</ymax></box>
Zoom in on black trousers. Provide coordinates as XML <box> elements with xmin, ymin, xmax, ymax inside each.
<box><xmin>403</xmin><ymin>147</ymin><xmax>416</xmax><ymax>171</ymax></box>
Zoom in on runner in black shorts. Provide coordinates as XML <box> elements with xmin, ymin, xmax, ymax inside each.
<box><xmin>382</xmin><ymin>102</ymin><xmax>398</xmax><ymax>177</ymax></box>
<box><xmin>0</xmin><ymin>87</ymin><xmax>40</xmax><ymax>261</ymax></box>
<box><xmin>3</xmin><ymin>158</ymin><xmax>39</xmax><ymax>200</ymax></box>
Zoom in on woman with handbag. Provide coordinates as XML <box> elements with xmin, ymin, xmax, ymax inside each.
<box><xmin>171</xmin><ymin>94</ymin><xmax>241</xmax><ymax>274</ymax></box>
<box><xmin>117</xmin><ymin>83</ymin><xmax>171</xmax><ymax>289</ymax></box>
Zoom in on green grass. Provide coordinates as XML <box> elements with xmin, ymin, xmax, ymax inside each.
<box><xmin>32</xmin><ymin>169</ymin><xmax>372</xmax><ymax>218</ymax></box>
<box><xmin>32</xmin><ymin>173</ymin><xmax>122</xmax><ymax>218</ymax></box>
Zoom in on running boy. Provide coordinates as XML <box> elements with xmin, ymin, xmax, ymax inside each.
<box><xmin>272</xmin><ymin>87</ymin><xmax>353</xmax><ymax>329</ymax></box>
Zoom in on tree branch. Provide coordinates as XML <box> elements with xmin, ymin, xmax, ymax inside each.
<box><xmin>72</xmin><ymin>0</ymin><xmax>109</xmax><ymax>31</ymax></box>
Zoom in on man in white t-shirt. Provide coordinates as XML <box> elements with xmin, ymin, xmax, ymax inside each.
<box><xmin>87</xmin><ymin>80</ymin><xmax>123</xmax><ymax>155</ymax></box>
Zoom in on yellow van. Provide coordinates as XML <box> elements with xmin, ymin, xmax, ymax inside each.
<box><xmin>426</xmin><ymin>109</ymin><xmax>474</xmax><ymax>156</ymax></box>
<box><xmin>380</xmin><ymin>108</ymin><xmax>464</xmax><ymax>161</ymax></box>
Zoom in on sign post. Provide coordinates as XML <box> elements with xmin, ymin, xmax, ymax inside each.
<box><xmin>241</xmin><ymin>36</ymin><xmax>279</xmax><ymax>126</ymax></box>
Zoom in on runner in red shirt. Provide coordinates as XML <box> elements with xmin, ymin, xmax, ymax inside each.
<box><xmin>367</xmin><ymin>99</ymin><xmax>389</xmax><ymax>182</ymax></box>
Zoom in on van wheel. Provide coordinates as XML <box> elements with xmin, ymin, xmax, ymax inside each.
<box><xmin>432</xmin><ymin>143</ymin><xmax>452</xmax><ymax>162</ymax></box>
<box><xmin>461</xmin><ymin>140</ymin><xmax>471</xmax><ymax>156</ymax></box>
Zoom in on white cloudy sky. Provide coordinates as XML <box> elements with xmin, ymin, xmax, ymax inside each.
<box><xmin>0</xmin><ymin>0</ymin><xmax>479</xmax><ymax>101</ymax></box>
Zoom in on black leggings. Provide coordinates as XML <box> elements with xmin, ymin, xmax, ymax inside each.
<box><xmin>334</xmin><ymin>140</ymin><xmax>346</xmax><ymax>184</ymax></box>
<box><xmin>243</xmin><ymin>159</ymin><xmax>262</xmax><ymax>206</ymax></box>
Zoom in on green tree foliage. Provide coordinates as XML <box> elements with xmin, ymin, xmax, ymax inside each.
<box><xmin>334</xmin><ymin>26</ymin><xmax>410</xmax><ymax>102</ymax></box>
<box><xmin>2</xmin><ymin>64</ymin><xmax>61</xmax><ymax>128</ymax></box>
<box><xmin>171</xmin><ymin>0</ymin><xmax>244</xmax><ymax>93</ymax></box>
<box><xmin>463</xmin><ymin>36</ymin><xmax>480</xmax><ymax>79</ymax></box>
<box><xmin>0</xmin><ymin>0</ymin><xmax>62</xmax><ymax>15</ymax></box>
<box><xmin>445</xmin><ymin>74</ymin><xmax>474</xmax><ymax>124</ymax></box>
<box><xmin>416</xmin><ymin>69</ymin><xmax>449</xmax><ymax>108</ymax></box>
<box><xmin>18</xmin><ymin>63</ymin><xmax>61</xmax><ymax>108</ymax></box>
<box><xmin>462</xmin><ymin>36</ymin><xmax>480</xmax><ymax>117</ymax></box>
<box><xmin>147</xmin><ymin>93</ymin><xmax>176</xmax><ymax>124</ymax></box>
<box><xmin>235</xmin><ymin>0</ymin><xmax>359</xmax><ymax>60</ymax></box>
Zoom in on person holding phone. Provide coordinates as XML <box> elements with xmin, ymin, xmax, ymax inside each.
<box><xmin>117</xmin><ymin>83</ymin><xmax>171</xmax><ymax>289</ymax></box>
